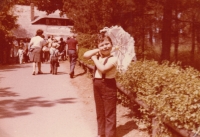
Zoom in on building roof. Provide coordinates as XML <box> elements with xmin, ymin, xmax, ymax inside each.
<box><xmin>13</xmin><ymin>5</ymin><xmax>74</xmax><ymax>39</ymax></box>
<box><xmin>31</xmin><ymin>15</ymin><xmax>73</xmax><ymax>25</ymax></box>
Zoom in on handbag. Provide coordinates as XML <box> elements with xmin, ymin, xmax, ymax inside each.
<box><xmin>29</xmin><ymin>48</ymin><xmax>34</xmax><ymax>52</ymax></box>
<box><xmin>42</xmin><ymin>46</ymin><xmax>49</xmax><ymax>51</ymax></box>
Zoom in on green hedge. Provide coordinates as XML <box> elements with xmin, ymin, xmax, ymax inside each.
<box><xmin>116</xmin><ymin>60</ymin><xmax>200</xmax><ymax>134</ymax></box>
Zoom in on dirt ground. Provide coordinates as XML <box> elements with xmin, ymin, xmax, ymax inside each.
<box><xmin>69</xmin><ymin>64</ymin><xmax>150</xmax><ymax>137</ymax></box>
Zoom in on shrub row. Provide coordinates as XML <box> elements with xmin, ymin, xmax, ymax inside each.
<box><xmin>116</xmin><ymin>60</ymin><xmax>200</xmax><ymax>136</ymax></box>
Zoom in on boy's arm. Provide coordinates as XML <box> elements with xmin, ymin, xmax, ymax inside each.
<box><xmin>83</xmin><ymin>49</ymin><xmax>99</xmax><ymax>59</ymax></box>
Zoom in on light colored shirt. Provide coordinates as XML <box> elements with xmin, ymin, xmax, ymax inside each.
<box><xmin>52</xmin><ymin>42</ymin><xmax>60</xmax><ymax>49</ymax></box>
<box><xmin>48</xmin><ymin>38</ymin><xmax>53</xmax><ymax>48</ymax></box>
<box><xmin>29</xmin><ymin>36</ymin><xmax>46</xmax><ymax>49</ymax></box>
<box><xmin>94</xmin><ymin>56</ymin><xmax>117</xmax><ymax>79</ymax></box>
<box><xmin>17</xmin><ymin>49</ymin><xmax>24</xmax><ymax>56</ymax></box>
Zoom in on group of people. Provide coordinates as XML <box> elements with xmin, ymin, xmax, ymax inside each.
<box><xmin>28</xmin><ymin>29</ymin><xmax>78</xmax><ymax>77</ymax></box>
<box><xmin>28</xmin><ymin>29</ymin><xmax>118</xmax><ymax>137</ymax></box>
<box><xmin>42</xmin><ymin>35</ymin><xmax>67</xmax><ymax>63</ymax></box>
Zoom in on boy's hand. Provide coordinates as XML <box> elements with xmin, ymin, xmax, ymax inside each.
<box><xmin>91</xmin><ymin>55</ymin><xmax>97</xmax><ymax>61</ymax></box>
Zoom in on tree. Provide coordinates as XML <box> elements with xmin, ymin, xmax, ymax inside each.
<box><xmin>16</xmin><ymin>0</ymin><xmax>200</xmax><ymax>67</ymax></box>
<box><xmin>160</xmin><ymin>0</ymin><xmax>173</xmax><ymax>61</ymax></box>
<box><xmin>0</xmin><ymin>0</ymin><xmax>18</xmax><ymax>64</ymax></box>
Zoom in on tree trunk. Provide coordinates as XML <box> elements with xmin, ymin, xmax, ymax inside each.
<box><xmin>160</xmin><ymin>0</ymin><xmax>173</xmax><ymax>61</ymax></box>
<box><xmin>191</xmin><ymin>19</ymin><xmax>195</xmax><ymax>63</ymax></box>
<box><xmin>149</xmin><ymin>27</ymin><xmax>153</xmax><ymax>46</ymax></box>
<box><xmin>174</xmin><ymin>8</ymin><xmax>179</xmax><ymax>62</ymax></box>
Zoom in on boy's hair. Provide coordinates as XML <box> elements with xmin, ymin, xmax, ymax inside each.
<box><xmin>97</xmin><ymin>33</ymin><xmax>113</xmax><ymax>46</ymax></box>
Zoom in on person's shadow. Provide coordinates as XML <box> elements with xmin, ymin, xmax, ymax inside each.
<box><xmin>117</xmin><ymin>120</ymin><xmax>138</xmax><ymax>137</ymax></box>
<box><xmin>116</xmin><ymin>112</ymin><xmax>139</xmax><ymax>137</ymax></box>
<box><xmin>73</xmin><ymin>70</ymin><xmax>87</xmax><ymax>78</ymax></box>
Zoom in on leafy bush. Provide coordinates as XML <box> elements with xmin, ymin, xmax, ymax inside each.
<box><xmin>117</xmin><ymin>60</ymin><xmax>200</xmax><ymax>134</ymax></box>
<box><xmin>76</xmin><ymin>33</ymin><xmax>98</xmax><ymax>49</ymax></box>
<box><xmin>78</xmin><ymin>47</ymin><xmax>94</xmax><ymax>65</ymax></box>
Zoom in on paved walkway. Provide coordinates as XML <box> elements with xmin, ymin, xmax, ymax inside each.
<box><xmin>0</xmin><ymin>61</ymin><xmax>96</xmax><ymax>137</ymax></box>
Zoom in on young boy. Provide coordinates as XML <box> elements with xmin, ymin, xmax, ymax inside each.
<box><xmin>49</xmin><ymin>41</ymin><xmax>63</xmax><ymax>75</ymax></box>
<box><xmin>83</xmin><ymin>34</ymin><xmax>118</xmax><ymax>137</ymax></box>
<box><xmin>17</xmin><ymin>46</ymin><xmax>24</xmax><ymax>64</ymax></box>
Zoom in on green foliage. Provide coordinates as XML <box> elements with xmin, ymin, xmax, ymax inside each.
<box><xmin>117</xmin><ymin>60</ymin><xmax>200</xmax><ymax>134</ymax></box>
<box><xmin>78</xmin><ymin>47</ymin><xmax>94</xmax><ymax>66</ymax></box>
<box><xmin>0</xmin><ymin>0</ymin><xmax>18</xmax><ymax>29</ymax></box>
<box><xmin>17</xmin><ymin>0</ymin><xmax>200</xmax><ymax>65</ymax></box>
<box><xmin>62</xmin><ymin>0</ymin><xmax>104</xmax><ymax>33</ymax></box>
<box><xmin>76</xmin><ymin>33</ymin><xmax>99</xmax><ymax>65</ymax></box>
<box><xmin>76</xmin><ymin>33</ymin><xmax>98</xmax><ymax>49</ymax></box>
<box><xmin>0</xmin><ymin>0</ymin><xmax>18</xmax><ymax>38</ymax></box>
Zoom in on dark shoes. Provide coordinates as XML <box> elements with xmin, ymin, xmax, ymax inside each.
<box><xmin>37</xmin><ymin>71</ymin><xmax>43</xmax><ymax>74</ymax></box>
<box><xmin>32</xmin><ymin>71</ymin><xmax>43</xmax><ymax>75</ymax></box>
<box><xmin>69</xmin><ymin>72</ymin><xmax>74</xmax><ymax>78</ymax></box>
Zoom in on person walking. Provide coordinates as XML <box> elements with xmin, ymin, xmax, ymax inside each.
<box><xmin>23</xmin><ymin>38</ymin><xmax>29</xmax><ymax>63</ymax></box>
<box><xmin>49</xmin><ymin>42</ymin><xmax>63</xmax><ymax>75</ymax></box>
<box><xmin>29</xmin><ymin>29</ymin><xmax>46</xmax><ymax>75</ymax></box>
<box><xmin>41</xmin><ymin>35</ymin><xmax>49</xmax><ymax>63</ymax></box>
<box><xmin>17</xmin><ymin>46</ymin><xmax>24</xmax><ymax>64</ymax></box>
<box><xmin>58</xmin><ymin>37</ymin><xmax>66</xmax><ymax>61</ymax></box>
<box><xmin>83</xmin><ymin>34</ymin><xmax>118</xmax><ymax>137</ymax></box>
<box><xmin>66</xmin><ymin>36</ymin><xmax>78</xmax><ymax>78</ymax></box>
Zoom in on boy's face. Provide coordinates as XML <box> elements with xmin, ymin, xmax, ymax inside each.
<box><xmin>98</xmin><ymin>39</ymin><xmax>112</xmax><ymax>56</ymax></box>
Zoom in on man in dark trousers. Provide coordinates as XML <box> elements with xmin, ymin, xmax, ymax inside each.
<box><xmin>66</xmin><ymin>36</ymin><xmax>78</xmax><ymax>78</ymax></box>
<box><xmin>58</xmin><ymin>37</ymin><xmax>66</xmax><ymax>61</ymax></box>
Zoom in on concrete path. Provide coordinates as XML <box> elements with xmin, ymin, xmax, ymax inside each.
<box><xmin>0</xmin><ymin>61</ymin><xmax>95</xmax><ymax>137</ymax></box>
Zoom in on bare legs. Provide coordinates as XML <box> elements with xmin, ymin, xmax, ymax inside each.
<box><xmin>32</xmin><ymin>62</ymin><xmax>42</xmax><ymax>75</ymax></box>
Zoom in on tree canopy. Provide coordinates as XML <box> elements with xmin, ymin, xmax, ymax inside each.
<box><xmin>4</xmin><ymin>0</ymin><xmax>200</xmax><ymax>64</ymax></box>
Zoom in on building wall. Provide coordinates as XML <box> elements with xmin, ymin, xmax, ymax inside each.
<box><xmin>13</xmin><ymin>5</ymin><xmax>73</xmax><ymax>39</ymax></box>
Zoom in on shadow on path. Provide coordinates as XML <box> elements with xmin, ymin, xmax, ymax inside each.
<box><xmin>0</xmin><ymin>64</ymin><xmax>31</xmax><ymax>72</ymax></box>
<box><xmin>116</xmin><ymin>112</ymin><xmax>140</xmax><ymax>137</ymax></box>
<box><xmin>117</xmin><ymin>120</ymin><xmax>138</xmax><ymax>137</ymax></box>
<box><xmin>74</xmin><ymin>70</ymin><xmax>87</xmax><ymax>78</ymax></box>
<box><xmin>0</xmin><ymin>96</ymin><xmax>76</xmax><ymax>119</ymax></box>
<box><xmin>0</xmin><ymin>88</ymin><xmax>76</xmax><ymax>119</ymax></box>
<box><xmin>0</xmin><ymin>87</ymin><xmax>19</xmax><ymax>97</ymax></box>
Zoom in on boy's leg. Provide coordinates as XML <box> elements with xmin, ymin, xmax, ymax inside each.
<box><xmin>104</xmin><ymin>80</ymin><xmax>117</xmax><ymax>137</ymax></box>
<box><xmin>19</xmin><ymin>56</ymin><xmax>21</xmax><ymax>64</ymax></box>
<box><xmin>53</xmin><ymin>62</ymin><xmax>57</xmax><ymax>74</ymax></box>
<box><xmin>93</xmin><ymin>80</ymin><xmax>105</xmax><ymax>136</ymax></box>
<box><xmin>51</xmin><ymin>62</ymin><xmax>54</xmax><ymax>74</ymax></box>
<box><xmin>50</xmin><ymin>62</ymin><xmax>52</xmax><ymax>74</ymax></box>
<box><xmin>104</xmin><ymin>97</ymin><xmax>116</xmax><ymax>137</ymax></box>
<box><xmin>20</xmin><ymin>55</ymin><xmax>23</xmax><ymax>64</ymax></box>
